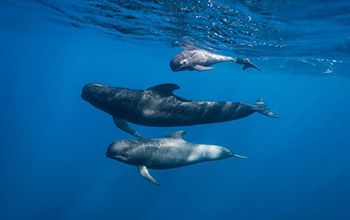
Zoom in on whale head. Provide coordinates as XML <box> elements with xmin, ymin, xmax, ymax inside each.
<box><xmin>170</xmin><ymin>53</ymin><xmax>191</xmax><ymax>71</ymax></box>
<box><xmin>81</xmin><ymin>83</ymin><xmax>116</xmax><ymax>115</ymax></box>
<box><xmin>81</xmin><ymin>83</ymin><xmax>108</xmax><ymax>102</ymax></box>
<box><xmin>106</xmin><ymin>140</ymin><xmax>138</xmax><ymax>165</ymax></box>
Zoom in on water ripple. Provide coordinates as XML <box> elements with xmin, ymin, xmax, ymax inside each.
<box><xmin>8</xmin><ymin>0</ymin><xmax>350</xmax><ymax>75</ymax></box>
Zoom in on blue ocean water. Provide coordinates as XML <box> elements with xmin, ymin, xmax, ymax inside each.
<box><xmin>1</xmin><ymin>0</ymin><xmax>350</xmax><ymax>220</ymax></box>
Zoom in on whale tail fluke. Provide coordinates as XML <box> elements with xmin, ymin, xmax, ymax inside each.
<box><xmin>253</xmin><ymin>98</ymin><xmax>280</xmax><ymax>118</ymax></box>
<box><xmin>233</xmin><ymin>58</ymin><xmax>261</xmax><ymax>71</ymax></box>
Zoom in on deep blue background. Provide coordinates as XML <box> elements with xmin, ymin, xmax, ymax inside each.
<box><xmin>1</xmin><ymin>2</ymin><xmax>350</xmax><ymax>220</ymax></box>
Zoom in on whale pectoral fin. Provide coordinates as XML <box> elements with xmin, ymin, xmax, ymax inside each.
<box><xmin>193</xmin><ymin>65</ymin><xmax>214</xmax><ymax>71</ymax></box>
<box><xmin>113</xmin><ymin>117</ymin><xmax>144</xmax><ymax>139</ymax></box>
<box><xmin>137</xmin><ymin>166</ymin><xmax>160</xmax><ymax>186</ymax></box>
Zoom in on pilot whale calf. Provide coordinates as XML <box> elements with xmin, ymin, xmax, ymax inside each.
<box><xmin>106</xmin><ymin>131</ymin><xmax>246</xmax><ymax>185</ymax></box>
<box><xmin>170</xmin><ymin>48</ymin><xmax>261</xmax><ymax>72</ymax></box>
<box><xmin>81</xmin><ymin>83</ymin><xmax>279</xmax><ymax>138</ymax></box>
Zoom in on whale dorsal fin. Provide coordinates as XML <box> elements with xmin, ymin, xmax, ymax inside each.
<box><xmin>146</xmin><ymin>83</ymin><xmax>180</xmax><ymax>95</ymax></box>
<box><xmin>164</xmin><ymin>130</ymin><xmax>187</xmax><ymax>139</ymax></box>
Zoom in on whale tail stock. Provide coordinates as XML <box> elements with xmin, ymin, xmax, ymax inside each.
<box><xmin>253</xmin><ymin>98</ymin><xmax>280</xmax><ymax>118</ymax></box>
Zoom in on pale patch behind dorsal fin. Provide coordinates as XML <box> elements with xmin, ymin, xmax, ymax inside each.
<box><xmin>164</xmin><ymin>130</ymin><xmax>187</xmax><ymax>139</ymax></box>
<box><xmin>146</xmin><ymin>83</ymin><xmax>180</xmax><ymax>95</ymax></box>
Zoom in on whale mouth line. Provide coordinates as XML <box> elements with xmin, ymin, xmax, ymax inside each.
<box><xmin>170</xmin><ymin>64</ymin><xmax>185</xmax><ymax>72</ymax></box>
<box><xmin>105</xmin><ymin>152</ymin><xmax>114</xmax><ymax>158</ymax></box>
<box><xmin>81</xmin><ymin>93</ymin><xmax>88</xmax><ymax>101</ymax></box>
<box><xmin>106</xmin><ymin>152</ymin><xmax>124</xmax><ymax>160</ymax></box>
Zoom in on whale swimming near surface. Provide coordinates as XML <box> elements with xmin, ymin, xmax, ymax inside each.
<box><xmin>106</xmin><ymin>131</ymin><xmax>246</xmax><ymax>185</ymax></box>
<box><xmin>81</xmin><ymin>83</ymin><xmax>279</xmax><ymax>138</ymax></box>
<box><xmin>170</xmin><ymin>48</ymin><xmax>261</xmax><ymax>72</ymax></box>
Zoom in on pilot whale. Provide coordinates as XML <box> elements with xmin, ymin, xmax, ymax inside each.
<box><xmin>106</xmin><ymin>131</ymin><xmax>246</xmax><ymax>185</ymax></box>
<box><xmin>170</xmin><ymin>48</ymin><xmax>261</xmax><ymax>72</ymax></box>
<box><xmin>81</xmin><ymin>83</ymin><xmax>279</xmax><ymax>138</ymax></box>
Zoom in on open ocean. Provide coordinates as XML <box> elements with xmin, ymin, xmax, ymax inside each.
<box><xmin>1</xmin><ymin>0</ymin><xmax>350</xmax><ymax>219</ymax></box>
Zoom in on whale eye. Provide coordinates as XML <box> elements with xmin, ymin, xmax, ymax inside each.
<box><xmin>180</xmin><ymin>60</ymin><xmax>187</xmax><ymax>65</ymax></box>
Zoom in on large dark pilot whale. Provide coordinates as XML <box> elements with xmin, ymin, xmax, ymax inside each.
<box><xmin>81</xmin><ymin>83</ymin><xmax>279</xmax><ymax>138</ymax></box>
<box><xmin>106</xmin><ymin>131</ymin><xmax>246</xmax><ymax>185</ymax></box>
<box><xmin>170</xmin><ymin>48</ymin><xmax>261</xmax><ymax>72</ymax></box>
